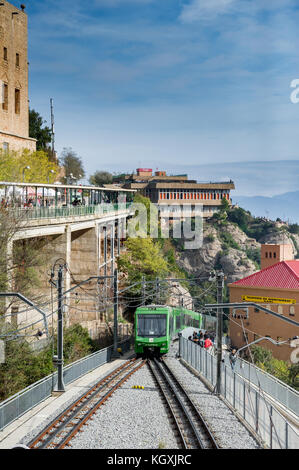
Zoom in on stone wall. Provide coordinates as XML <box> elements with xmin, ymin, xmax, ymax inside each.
<box><xmin>0</xmin><ymin>1</ymin><xmax>36</xmax><ymax>152</ymax></box>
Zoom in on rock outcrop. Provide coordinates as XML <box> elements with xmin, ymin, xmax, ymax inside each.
<box><xmin>176</xmin><ymin>221</ymin><xmax>260</xmax><ymax>283</ymax></box>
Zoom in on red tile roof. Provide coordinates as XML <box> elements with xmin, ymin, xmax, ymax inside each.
<box><xmin>231</xmin><ymin>261</ymin><xmax>299</xmax><ymax>290</ymax></box>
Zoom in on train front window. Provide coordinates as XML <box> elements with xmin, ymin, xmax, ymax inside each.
<box><xmin>137</xmin><ymin>314</ymin><xmax>167</xmax><ymax>337</ymax></box>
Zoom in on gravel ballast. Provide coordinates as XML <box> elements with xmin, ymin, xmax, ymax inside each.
<box><xmin>165</xmin><ymin>342</ymin><xmax>260</xmax><ymax>449</ymax></box>
<box><xmin>21</xmin><ymin>343</ymin><xmax>262</xmax><ymax>449</ymax></box>
<box><xmin>68</xmin><ymin>364</ymin><xmax>179</xmax><ymax>449</ymax></box>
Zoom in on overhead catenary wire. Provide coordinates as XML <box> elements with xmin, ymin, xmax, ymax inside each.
<box><xmin>0</xmin><ymin>267</ymin><xmax>215</xmax><ymax>340</ymax></box>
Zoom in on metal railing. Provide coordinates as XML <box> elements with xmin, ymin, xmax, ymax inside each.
<box><xmin>0</xmin><ymin>337</ymin><xmax>131</xmax><ymax>432</ymax></box>
<box><xmin>12</xmin><ymin>203</ymin><xmax>133</xmax><ymax>221</ymax></box>
<box><xmin>221</xmin><ymin>352</ymin><xmax>299</xmax><ymax>418</ymax></box>
<box><xmin>179</xmin><ymin>337</ymin><xmax>299</xmax><ymax>449</ymax></box>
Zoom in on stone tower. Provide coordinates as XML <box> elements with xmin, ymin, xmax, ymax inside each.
<box><xmin>0</xmin><ymin>1</ymin><xmax>36</xmax><ymax>152</ymax></box>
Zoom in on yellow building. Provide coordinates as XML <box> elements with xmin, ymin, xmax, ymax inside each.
<box><xmin>0</xmin><ymin>1</ymin><xmax>36</xmax><ymax>152</ymax></box>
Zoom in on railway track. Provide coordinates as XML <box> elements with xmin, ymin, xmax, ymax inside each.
<box><xmin>147</xmin><ymin>357</ymin><xmax>219</xmax><ymax>449</ymax></box>
<box><xmin>28</xmin><ymin>357</ymin><xmax>146</xmax><ymax>449</ymax></box>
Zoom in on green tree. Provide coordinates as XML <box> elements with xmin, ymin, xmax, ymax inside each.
<box><xmin>89</xmin><ymin>171</ymin><xmax>113</xmax><ymax>187</ymax></box>
<box><xmin>220</xmin><ymin>197</ymin><xmax>230</xmax><ymax>213</ymax></box>
<box><xmin>0</xmin><ymin>149</ymin><xmax>60</xmax><ymax>183</ymax></box>
<box><xmin>29</xmin><ymin>109</ymin><xmax>52</xmax><ymax>153</ymax></box>
<box><xmin>0</xmin><ymin>324</ymin><xmax>99</xmax><ymax>401</ymax></box>
<box><xmin>0</xmin><ymin>338</ymin><xmax>54</xmax><ymax>401</ymax></box>
<box><xmin>60</xmin><ymin>148</ymin><xmax>85</xmax><ymax>182</ymax></box>
<box><xmin>61</xmin><ymin>324</ymin><xmax>96</xmax><ymax>363</ymax></box>
<box><xmin>227</xmin><ymin>207</ymin><xmax>251</xmax><ymax>232</ymax></box>
<box><xmin>288</xmin><ymin>364</ymin><xmax>299</xmax><ymax>390</ymax></box>
<box><xmin>117</xmin><ymin>237</ymin><xmax>169</xmax><ymax>293</ymax></box>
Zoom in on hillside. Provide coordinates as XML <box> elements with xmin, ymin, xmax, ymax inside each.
<box><xmin>173</xmin><ymin>205</ymin><xmax>299</xmax><ymax>285</ymax></box>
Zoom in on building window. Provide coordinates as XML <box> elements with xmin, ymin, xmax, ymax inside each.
<box><xmin>15</xmin><ymin>88</ymin><xmax>20</xmax><ymax>114</ymax></box>
<box><xmin>3</xmin><ymin>47</ymin><xmax>8</xmax><ymax>61</ymax></box>
<box><xmin>269</xmin><ymin>252</ymin><xmax>272</xmax><ymax>258</ymax></box>
<box><xmin>16</xmin><ymin>53</ymin><xmax>20</xmax><ymax>67</ymax></box>
<box><xmin>273</xmin><ymin>252</ymin><xmax>276</xmax><ymax>259</ymax></box>
<box><xmin>3</xmin><ymin>142</ymin><xmax>9</xmax><ymax>153</ymax></box>
<box><xmin>290</xmin><ymin>306</ymin><xmax>295</xmax><ymax>317</ymax></box>
<box><xmin>265</xmin><ymin>252</ymin><xmax>268</xmax><ymax>258</ymax></box>
<box><xmin>2</xmin><ymin>83</ymin><xmax>8</xmax><ymax>111</ymax></box>
<box><xmin>278</xmin><ymin>305</ymin><xmax>283</xmax><ymax>315</ymax></box>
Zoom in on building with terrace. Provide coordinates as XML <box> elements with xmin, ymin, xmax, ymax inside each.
<box><xmin>113</xmin><ymin>168</ymin><xmax>235</xmax><ymax>219</ymax></box>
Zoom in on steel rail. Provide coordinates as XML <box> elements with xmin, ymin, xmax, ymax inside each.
<box><xmin>161</xmin><ymin>358</ymin><xmax>219</xmax><ymax>449</ymax></box>
<box><xmin>58</xmin><ymin>359</ymin><xmax>146</xmax><ymax>448</ymax></box>
<box><xmin>147</xmin><ymin>359</ymin><xmax>188</xmax><ymax>449</ymax></box>
<box><xmin>149</xmin><ymin>358</ymin><xmax>219</xmax><ymax>449</ymax></box>
<box><xmin>28</xmin><ymin>358</ymin><xmax>142</xmax><ymax>449</ymax></box>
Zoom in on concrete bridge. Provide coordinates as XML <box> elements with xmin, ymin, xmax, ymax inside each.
<box><xmin>1</xmin><ymin>182</ymin><xmax>135</xmax><ymax>340</ymax></box>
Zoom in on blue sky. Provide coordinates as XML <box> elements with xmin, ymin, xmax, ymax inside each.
<box><xmin>11</xmin><ymin>0</ymin><xmax>299</xmax><ymax>188</ymax></box>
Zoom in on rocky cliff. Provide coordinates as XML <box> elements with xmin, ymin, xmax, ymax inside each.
<box><xmin>175</xmin><ymin>220</ymin><xmax>299</xmax><ymax>284</ymax></box>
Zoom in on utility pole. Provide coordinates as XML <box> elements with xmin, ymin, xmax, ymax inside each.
<box><xmin>55</xmin><ymin>264</ymin><xmax>65</xmax><ymax>392</ymax></box>
<box><xmin>215</xmin><ymin>271</ymin><xmax>224</xmax><ymax>395</ymax></box>
<box><xmin>112</xmin><ymin>268</ymin><xmax>120</xmax><ymax>358</ymax></box>
<box><xmin>50</xmin><ymin>98</ymin><xmax>55</xmax><ymax>161</ymax></box>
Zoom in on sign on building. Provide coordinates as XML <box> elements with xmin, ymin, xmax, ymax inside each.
<box><xmin>242</xmin><ymin>295</ymin><xmax>296</xmax><ymax>305</ymax></box>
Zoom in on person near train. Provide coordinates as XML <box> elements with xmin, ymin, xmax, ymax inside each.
<box><xmin>229</xmin><ymin>349</ymin><xmax>237</xmax><ymax>372</ymax></box>
<box><xmin>204</xmin><ymin>335</ymin><xmax>213</xmax><ymax>352</ymax></box>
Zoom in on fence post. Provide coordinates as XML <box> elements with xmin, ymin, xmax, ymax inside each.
<box><xmin>270</xmin><ymin>405</ymin><xmax>273</xmax><ymax>449</ymax></box>
<box><xmin>285</xmin><ymin>422</ymin><xmax>288</xmax><ymax>450</ymax></box>
<box><xmin>233</xmin><ymin>372</ymin><xmax>236</xmax><ymax>409</ymax></box>
<box><xmin>255</xmin><ymin>390</ymin><xmax>259</xmax><ymax>434</ymax></box>
<box><xmin>243</xmin><ymin>381</ymin><xmax>246</xmax><ymax>419</ymax></box>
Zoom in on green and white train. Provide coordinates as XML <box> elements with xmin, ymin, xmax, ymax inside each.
<box><xmin>134</xmin><ymin>305</ymin><xmax>205</xmax><ymax>357</ymax></box>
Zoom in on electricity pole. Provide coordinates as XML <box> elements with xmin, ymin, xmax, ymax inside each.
<box><xmin>50</xmin><ymin>98</ymin><xmax>55</xmax><ymax>160</ymax></box>
<box><xmin>55</xmin><ymin>264</ymin><xmax>65</xmax><ymax>392</ymax></box>
<box><xmin>215</xmin><ymin>271</ymin><xmax>224</xmax><ymax>395</ymax></box>
<box><xmin>112</xmin><ymin>268</ymin><xmax>119</xmax><ymax>358</ymax></box>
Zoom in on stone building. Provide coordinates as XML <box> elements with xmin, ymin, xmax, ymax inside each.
<box><xmin>0</xmin><ymin>1</ymin><xmax>36</xmax><ymax>152</ymax></box>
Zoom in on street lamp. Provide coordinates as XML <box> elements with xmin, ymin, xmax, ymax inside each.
<box><xmin>22</xmin><ymin>165</ymin><xmax>30</xmax><ymax>182</ymax></box>
<box><xmin>47</xmin><ymin>169</ymin><xmax>55</xmax><ymax>183</ymax></box>
<box><xmin>237</xmin><ymin>336</ymin><xmax>299</xmax><ymax>354</ymax></box>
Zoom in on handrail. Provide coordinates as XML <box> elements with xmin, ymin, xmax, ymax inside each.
<box><xmin>10</xmin><ymin>203</ymin><xmax>133</xmax><ymax>221</ymax></box>
<box><xmin>0</xmin><ymin>337</ymin><xmax>130</xmax><ymax>408</ymax></box>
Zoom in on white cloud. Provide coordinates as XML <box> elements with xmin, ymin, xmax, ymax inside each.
<box><xmin>180</xmin><ymin>0</ymin><xmax>236</xmax><ymax>23</ymax></box>
<box><xmin>179</xmin><ymin>0</ymin><xmax>298</xmax><ymax>23</ymax></box>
